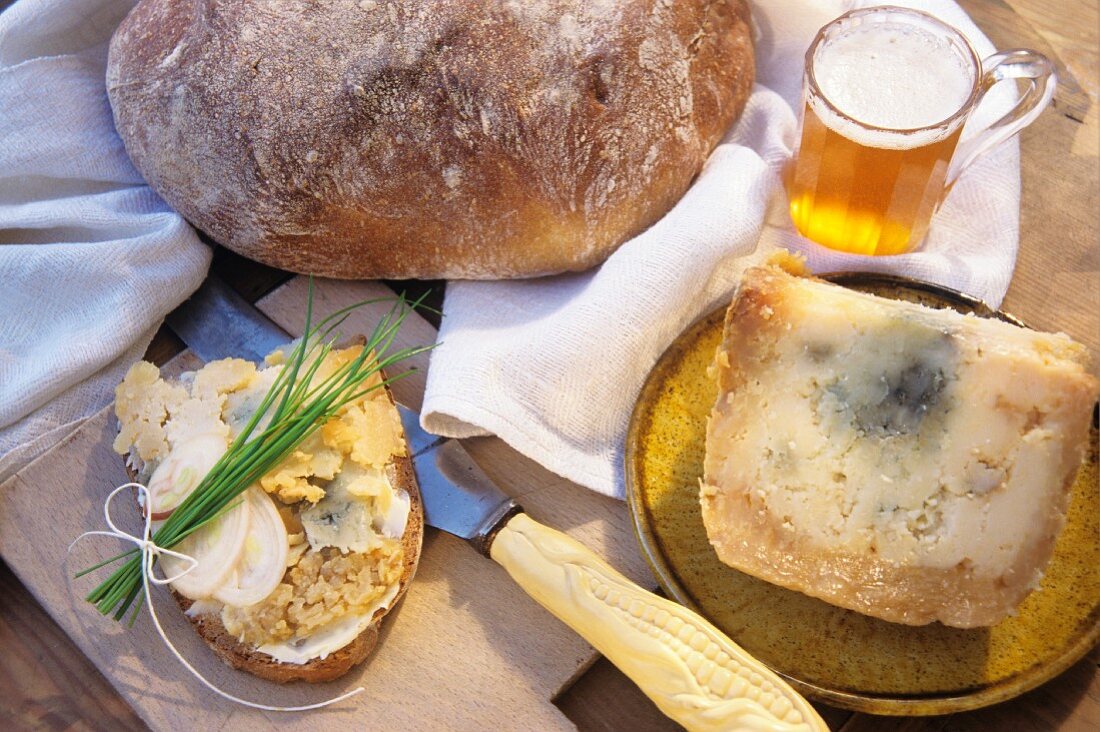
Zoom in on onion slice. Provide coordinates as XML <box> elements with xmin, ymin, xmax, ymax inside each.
<box><xmin>212</xmin><ymin>487</ymin><xmax>289</xmax><ymax>608</ymax></box>
<box><xmin>162</xmin><ymin>494</ymin><xmax>250</xmax><ymax>600</ymax></box>
<box><xmin>147</xmin><ymin>433</ymin><xmax>228</xmax><ymax>520</ymax></box>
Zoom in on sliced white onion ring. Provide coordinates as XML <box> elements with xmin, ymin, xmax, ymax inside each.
<box><xmin>213</xmin><ymin>487</ymin><xmax>289</xmax><ymax>608</ymax></box>
<box><xmin>162</xmin><ymin>495</ymin><xmax>250</xmax><ymax>600</ymax></box>
<box><xmin>147</xmin><ymin>433</ymin><xmax>228</xmax><ymax>520</ymax></box>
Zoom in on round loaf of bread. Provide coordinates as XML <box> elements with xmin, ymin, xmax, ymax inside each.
<box><xmin>106</xmin><ymin>0</ymin><xmax>754</xmax><ymax>279</ymax></box>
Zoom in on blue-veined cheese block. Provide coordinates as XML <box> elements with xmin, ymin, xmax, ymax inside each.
<box><xmin>701</xmin><ymin>257</ymin><xmax>1098</xmax><ymax>628</ymax></box>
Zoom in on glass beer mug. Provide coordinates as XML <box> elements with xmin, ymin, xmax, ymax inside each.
<box><xmin>786</xmin><ymin>6</ymin><xmax>1056</xmax><ymax>255</ymax></box>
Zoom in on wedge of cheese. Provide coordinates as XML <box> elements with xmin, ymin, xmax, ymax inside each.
<box><xmin>701</xmin><ymin>258</ymin><xmax>1098</xmax><ymax>628</ymax></box>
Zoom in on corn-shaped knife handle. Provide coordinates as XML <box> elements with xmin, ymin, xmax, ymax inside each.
<box><xmin>490</xmin><ymin>513</ymin><xmax>828</xmax><ymax>732</ymax></box>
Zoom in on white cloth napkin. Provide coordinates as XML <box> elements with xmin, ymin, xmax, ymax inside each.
<box><xmin>422</xmin><ymin>0</ymin><xmax>1023</xmax><ymax>498</ymax></box>
<box><xmin>0</xmin><ymin>0</ymin><xmax>211</xmax><ymax>482</ymax></box>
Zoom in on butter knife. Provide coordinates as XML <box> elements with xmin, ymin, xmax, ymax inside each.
<box><xmin>166</xmin><ymin>275</ymin><xmax>827</xmax><ymax>732</ymax></box>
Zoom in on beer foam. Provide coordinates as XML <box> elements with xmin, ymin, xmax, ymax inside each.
<box><xmin>812</xmin><ymin>20</ymin><xmax>975</xmax><ymax>149</ymax></box>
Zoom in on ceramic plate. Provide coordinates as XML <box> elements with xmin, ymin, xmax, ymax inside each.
<box><xmin>625</xmin><ymin>273</ymin><xmax>1100</xmax><ymax>715</ymax></box>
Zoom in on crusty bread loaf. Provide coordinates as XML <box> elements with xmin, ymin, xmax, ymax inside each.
<box><xmin>105</xmin><ymin>0</ymin><xmax>754</xmax><ymax>279</ymax></box>
<box><xmin>124</xmin><ymin>381</ymin><xmax>423</xmax><ymax>683</ymax></box>
<box><xmin>701</xmin><ymin>258</ymin><xmax>1099</xmax><ymax>628</ymax></box>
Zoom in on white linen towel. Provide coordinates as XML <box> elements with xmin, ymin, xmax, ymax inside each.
<box><xmin>421</xmin><ymin>0</ymin><xmax>1024</xmax><ymax>497</ymax></box>
<box><xmin>0</xmin><ymin>0</ymin><xmax>211</xmax><ymax>482</ymax></box>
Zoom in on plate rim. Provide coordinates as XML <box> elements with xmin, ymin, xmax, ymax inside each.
<box><xmin>623</xmin><ymin>271</ymin><xmax>1100</xmax><ymax>716</ymax></box>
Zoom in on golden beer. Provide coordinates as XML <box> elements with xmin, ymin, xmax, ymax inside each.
<box><xmin>784</xmin><ymin>7</ymin><xmax>1055</xmax><ymax>256</ymax></box>
<box><xmin>788</xmin><ymin>105</ymin><xmax>964</xmax><ymax>256</ymax></box>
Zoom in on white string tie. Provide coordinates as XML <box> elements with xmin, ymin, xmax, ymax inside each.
<box><xmin>70</xmin><ymin>483</ymin><xmax>364</xmax><ymax>712</ymax></box>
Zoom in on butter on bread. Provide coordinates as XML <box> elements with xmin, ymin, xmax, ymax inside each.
<box><xmin>114</xmin><ymin>345</ymin><xmax>423</xmax><ymax>682</ymax></box>
<box><xmin>701</xmin><ymin>258</ymin><xmax>1098</xmax><ymax>628</ymax></box>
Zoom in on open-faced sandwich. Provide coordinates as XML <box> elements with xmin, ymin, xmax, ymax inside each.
<box><xmin>111</xmin><ymin>339</ymin><xmax>422</xmax><ymax>682</ymax></box>
<box><xmin>702</xmin><ymin>253</ymin><xmax>1099</xmax><ymax>628</ymax></box>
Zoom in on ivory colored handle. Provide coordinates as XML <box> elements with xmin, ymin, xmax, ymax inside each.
<box><xmin>490</xmin><ymin>513</ymin><xmax>828</xmax><ymax>732</ymax></box>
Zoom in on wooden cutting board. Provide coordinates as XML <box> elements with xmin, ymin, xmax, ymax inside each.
<box><xmin>0</xmin><ymin>276</ymin><xmax>659</xmax><ymax>730</ymax></box>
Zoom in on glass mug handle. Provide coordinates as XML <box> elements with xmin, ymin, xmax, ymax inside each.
<box><xmin>946</xmin><ymin>49</ymin><xmax>1056</xmax><ymax>187</ymax></box>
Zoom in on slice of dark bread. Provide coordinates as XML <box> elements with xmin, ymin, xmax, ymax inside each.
<box><xmin>124</xmin><ymin>382</ymin><xmax>424</xmax><ymax>684</ymax></box>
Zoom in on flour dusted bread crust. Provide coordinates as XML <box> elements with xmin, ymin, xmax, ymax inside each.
<box><xmin>701</xmin><ymin>258</ymin><xmax>1099</xmax><ymax>628</ymax></box>
<box><xmin>105</xmin><ymin>0</ymin><xmax>754</xmax><ymax>279</ymax></box>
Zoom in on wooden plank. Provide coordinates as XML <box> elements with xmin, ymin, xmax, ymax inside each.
<box><xmin>0</xmin><ymin>559</ymin><xmax>146</xmax><ymax>731</ymax></box>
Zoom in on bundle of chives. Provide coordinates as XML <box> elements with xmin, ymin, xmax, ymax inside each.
<box><xmin>79</xmin><ymin>281</ymin><xmax>432</xmax><ymax>622</ymax></box>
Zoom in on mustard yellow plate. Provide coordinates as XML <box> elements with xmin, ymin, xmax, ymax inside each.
<box><xmin>625</xmin><ymin>274</ymin><xmax>1100</xmax><ymax>716</ymax></box>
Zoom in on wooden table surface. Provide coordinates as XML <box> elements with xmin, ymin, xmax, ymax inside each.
<box><xmin>1</xmin><ymin>0</ymin><xmax>1097</xmax><ymax>729</ymax></box>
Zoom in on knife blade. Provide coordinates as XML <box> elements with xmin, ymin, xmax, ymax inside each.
<box><xmin>164</xmin><ymin>273</ymin><xmax>826</xmax><ymax>732</ymax></box>
<box><xmin>165</xmin><ymin>275</ymin><xmax>289</xmax><ymax>365</ymax></box>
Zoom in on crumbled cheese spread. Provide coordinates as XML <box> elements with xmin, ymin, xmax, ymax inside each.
<box><xmin>221</xmin><ymin>545</ymin><xmax>404</xmax><ymax>647</ymax></box>
<box><xmin>257</xmin><ymin>581</ymin><xmax>402</xmax><ymax>665</ymax></box>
